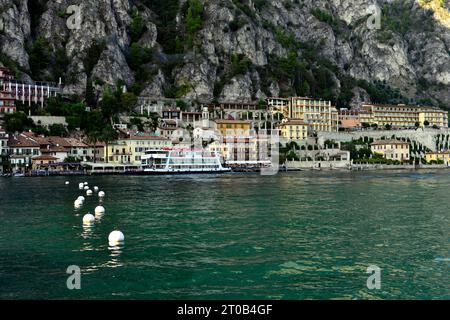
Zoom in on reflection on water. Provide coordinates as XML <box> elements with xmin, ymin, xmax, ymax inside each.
<box><xmin>81</xmin><ymin>225</ymin><xmax>95</xmax><ymax>239</ymax></box>
<box><xmin>95</xmin><ymin>212</ymin><xmax>104</xmax><ymax>220</ymax></box>
<box><xmin>107</xmin><ymin>244</ymin><xmax>125</xmax><ymax>268</ymax></box>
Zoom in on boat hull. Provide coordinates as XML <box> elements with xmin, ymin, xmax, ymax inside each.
<box><xmin>130</xmin><ymin>168</ymin><xmax>232</xmax><ymax>175</ymax></box>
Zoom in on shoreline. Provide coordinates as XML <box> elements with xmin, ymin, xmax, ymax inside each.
<box><xmin>3</xmin><ymin>165</ymin><xmax>450</xmax><ymax>177</ymax></box>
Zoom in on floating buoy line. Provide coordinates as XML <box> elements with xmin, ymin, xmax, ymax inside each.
<box><xmin>68</xmin><ymin>180</ymin><xmax>124</xmax><ymax>249</ymax></box>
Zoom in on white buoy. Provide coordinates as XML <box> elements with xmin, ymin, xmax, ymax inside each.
<box><xmin>65</xmin><ymin>181</ymin><xmax>70</xmax><ymax>185</ymax></box>
<box><xmin>94</xmin><ymin>186</ymin><xmax>99</xmax><ymax>192</ymax></box>
<box><xmin>84</xmin><ymin>186</ymin><xmax>89</xmax><ymax>191</ymax></box>
<box><xmin>74</xmin><ymin>199</ymin><xmax>83</xmax><ymax>208</ymax></box>
<box><xmin>86</xmin><ymin>189</ymin><xmax>93</xmax><ymax>196</ymax></box>
<box><xmin>77</xmin><ymin>196</ymin><xmax>85</xmax><ymax>203</ymax></box>
<box><xmin>83</xmin><ymin>214</ymin><xmax>95</xmax><ymax>225</ymax></box>
<box><xmin>79</xmin><ymin>183</ymin><xmax>84</xmax><ymax>190</ymax></box>
<box><xmin>98</xmin><ymin>191</ymin><xmax>105</xmax><ymax>198</ymax></box>
<box><xmin>84</xmin><ymin>182</ymin><xmax>88</xmax><ymax>186</ymax></box>
<box><xmin>95</xmin><ymin>206</ymin><xmax>105</xmax><ymax>214</ymax></box>
<box><xmin>108</xmin><ymin>231</ymin><xmax>124</xmax><ymax>245</ymax></box>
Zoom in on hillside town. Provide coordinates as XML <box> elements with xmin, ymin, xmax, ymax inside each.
<box><xmin>1</xmin><ymin>66</ymin><xmax>450</xmax><ymax>176</ymax></box>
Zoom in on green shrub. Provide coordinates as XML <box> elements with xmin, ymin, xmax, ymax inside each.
<box><xmin>127</xmin><ymin>43</ymin><xmax>153</xmax><ymax>70</ymax></box>
<box><xmin>254</xmin><ymin>0</ymin><xmax>268</xmax><ymax>10</ymax></box>
<box><xmin>27</xmin><ymin>37</ymin><xmax>52</xmax><ymax>78</ymax></box>
<box><xmin>231</xmin><ymin>53</ymin><xmax>252</xmax><ymax>76</ymax></box>
<box><xmin>310</xmin><ymin>9</ymin><xmax>344</xmax><ymax>33</ymax></box>
<box><xmin>129</xmin><ymin>9</ymin><xmax>146</xmax><ymax>43</ymax></box>
<box><xmin>232</xmin><ymin>0</ymin><xmax>255</xmax><ymax>18</ymax></box>
<box><xmin>229</xmin><ymin>18</ymin><xmax>247</xmax><ymax>32</ymax></box>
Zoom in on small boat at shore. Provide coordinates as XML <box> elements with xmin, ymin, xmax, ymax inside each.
<box><xmin>12</xmin><ymin>172</ymin><xmax>25</xmax><ymax>177</ymax></box>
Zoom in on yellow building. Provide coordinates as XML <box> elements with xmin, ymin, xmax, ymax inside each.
<box><xmin>213</xmin><ymin>120</ymin><xmax>271</xmax><ymax>166</ymax></box>
<box><xmin>267</xmin><ymin>97</ymin><xmax>339</xmax><ymax>132</ymax></box>
<box><xmin>425</xmin><ymin>151</ymin><xmax>450</xmax><ymax>164</ymax></box>
<box><xmin>371</xmin><ymin>139</ymin><xmax>410</xmax><ymax>162</ymax></box>
<box><xmin>214</xmin><ymin>120</ymin><xmax>252</xmax><ymax>137</ymax></box>
<box><xmin>277</xmin><ymin>119</ymin><xmax>308</xmax><ymax>141</ymax></box>
<box><xmin>360</xmin><ymin>104</ymin><xmax>448</xmax><ymax>128</ymax></box>
<box><xmin>338</xmin><ymin>109</ymin><xmax>361</xmax><ymax>130</ymax></box>
<box><xmin>106</xmin><ymin>135</ymin><xmax>172</xmax><ymax>165</ymax></box>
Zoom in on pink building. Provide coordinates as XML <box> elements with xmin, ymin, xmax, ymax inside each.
<box><xmin>0</xmin><ymin>90</ymin><xmax>16</xmax><ymax>114</ymax></box>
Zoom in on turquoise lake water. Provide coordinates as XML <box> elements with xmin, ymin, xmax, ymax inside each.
<box><xmin>0</xmin><ymin>171</ymin><xmax>448</xmax><ymax>299</ymax></box>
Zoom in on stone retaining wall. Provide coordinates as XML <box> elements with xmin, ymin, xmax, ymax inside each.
<box><xmin>285</xmin><ymin>160</ymin><xmax>351</xmax><ymax>170</ymax></box>
<box><xmin>318</xmin><ymin>129</ymin><xmax>450</xmax><ymax>151</ymax></box>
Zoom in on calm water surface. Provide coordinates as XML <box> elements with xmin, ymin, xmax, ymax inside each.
<box><xmin>0</xmin><ymin>171</ymin><xmax>448</xmax><ymax>299</ymax></box>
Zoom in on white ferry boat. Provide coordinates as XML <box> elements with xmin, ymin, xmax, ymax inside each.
<box><xmin>140</xmin><ymin>148</ymin><xmax>231</xmax><ymax>174</ymax></box>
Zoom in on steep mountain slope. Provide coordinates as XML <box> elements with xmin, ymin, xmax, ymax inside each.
<box><xmin>0</xmin><ymin>0</ymin><xmax>449</xmax><ymax>109</ymax></box>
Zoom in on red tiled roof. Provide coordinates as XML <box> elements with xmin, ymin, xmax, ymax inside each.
<box><xmin>128</xmin><ymin>135</ymin><xmax>169</xmax><ymax>141</ymax></box>
<box><xmin>32</xmin><ymin>155</ymin><xmax>58</xmax><ymax>161</ymax></box>
<box><xmin>371</xmin><ymin>139</ymin><xmax>409</xmax><ymax>146</ymax></box>
<box><xmin>47</xmin><ymin>136</ymin><xmax>71</xmax><ymax>147</ymax></box>
<box><xmin>63</xmin><ymin>138</ymin><xmax>88</xmax><ymax>148</ymax></box>
<box><xmin>41</xmin><ymin>146</ymin><xmax>67</xmax><ymax>153</ymax></box>
<box><xmin>8</xmin><ymin>134</ymin><xmax>40</xmax><ymax>147</ymax></box>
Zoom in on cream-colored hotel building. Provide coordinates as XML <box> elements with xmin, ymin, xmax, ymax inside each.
<box><xmin>360</xmin><ymin>104</ymin><xmax>448</xmax><ymax>128</ymax></box>
<box><xmin>267</xmin><ymin>97</ymin><xmax>339</xmax><ymax>132</ymax></box>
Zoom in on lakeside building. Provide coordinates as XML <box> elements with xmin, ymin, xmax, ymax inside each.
<box><xmin>24</xmin><ymin>134</ymin><xmax>68</xmax><ymax>163</ymax></box>
<box><xmin>207</xmin><ymin>102</ymin><xmax>258</xmax><ymax>112</ymax></box>
<box><xmin>31</xmin><ymin>159</ymin><xmax>84</xmax><ymax>173</ymax></box>
<box><xmin>7</xmin><ymin>133</ymin><xmax>41</xmax><ymax>171</ymax></box>
<box><xmin>0</xmin><ymin>90</ymin><xmax>16</xmax><ymax>114</ymax></box>
<box><xmin>277</xmin><ymin>119</ymin><xmax>308</xmax><ymax>141</ymax></box>
<box><xmin>214</xmin><ymin>119</ymin><xmax>253</xmax><ymax>137</ymax></box>
<box><xmin>39</xmin><ymin>145</ymin><xmax>67</xmax><ymax>163</ymax></box>
<box><xmin>47</xmin><ymin>136</ymin><xmax>104</xmax><ymax>162</ymax></box>
<box><xmin>64</xmin><ymin>138</ymin><xmax>105</xmax><ymax>162</ymax></box>
<box><xmin>212</xmin><ymin>119</ymin><xmax>271</xmax><ymax>167</ymax></box>
<box><xmin>0</xmin><ymin>129</ymin><xmax>8</xmax><ymax>173</ymax></box>
<box><xmin>31</xmin><ymin>155</ymin><xmax>59</xmax><ymax>170</ymax></box>
<box><xmin>206</xmin><ymin>102</ymin><xmax>273</xmax><ymax>129</ymax></box>
<box><xmin>0</xmin><ymin>67</ymin><xmax>61</xmax><ymax>108</ymax></box>
<box><xmin>425</xmin><ymin>151</ymin><xmax>450</xmax><ymax>165</ymax></box>
<box><xmin>0</xmin><ymin>129</ymin><xmax>8</xmax><ymax>156</ymax></box>
<box><xmin>267</xmin><ymin>97</ymin><xmax>339</xmax><ymax>132</ymax></box>
<box><xmin>18</xmin><ymin>133</ymin><xmax>104</xmax><ymax>163</ymax></box>
<box><xmin>162</xmin><ymin>109</ymin><xmax>181</xmax><ymax>120</ymax></box>
<box><xmin>360</xmin><ymin>103</ymin><xmax>448</xmax><ymax>128</ymax></box>
<box><xmin>106</xmin><ymin>134</ymin><xmax>172</xmax><ymax>165</ymax></box>
<box><xmin>157</xmin><ymin>119</ymin><xmax>179</xmax><ymax>139</ymax></box>
<box><xmin>181</xmin><ymin>112</ymin><xmax>202</xmax><ymax>125</ymax></box>
<box><xmin>159</xmin><ymin>108</ymin><xmax>206</xmax><ymax>127</ymax></box>
<box><xmin>338</xmin><ymin>109</ymin><xmax>361</xmax><ymax>130</ymax></box>
<box><xmin>214</xmin><ymin>120</ymin><xmax>254</xmax><ymax>166</ymax></box>
<box><xmin>206</xmin><ymin>102</ymin><xmax>260</xmax><ymax>120</ymax></box>
<box><xmin>371</xmin><ymin>139</ymin><xmax>410</xmax><ymax>162</ymax></box>
<box><xmin>266</xmin><ymin>97</ymin><xmax>290</xmax><ymax>114</ymax></box>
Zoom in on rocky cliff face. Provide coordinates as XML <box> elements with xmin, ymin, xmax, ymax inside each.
<box><xmin>0</xmin><ymin>0</ymin><xmax>449</xmax><ymax>109</ymax></box>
